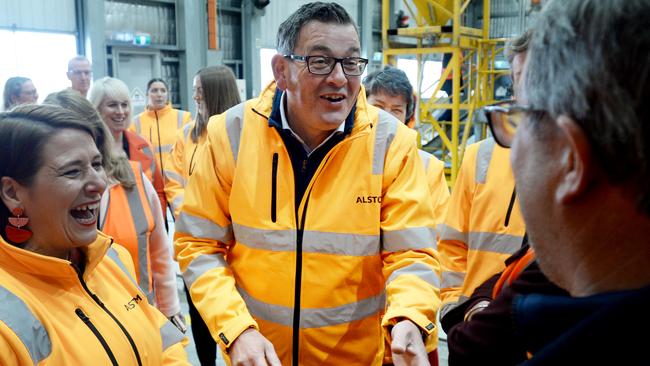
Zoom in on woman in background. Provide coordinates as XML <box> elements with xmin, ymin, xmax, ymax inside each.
<box><xmin>3</xmin><ymin>76</ymin><xmax>38</xmax><ymax>110</ymax></box>
<box><xmin>166</xmin><ymin>65</ymin><xmax>240</xmax><ymax>366</ymax></box>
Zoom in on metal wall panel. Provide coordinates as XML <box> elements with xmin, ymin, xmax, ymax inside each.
<box><xmin>0</xmin><ymin>0</ymin><xmax>76</xmax><ymax>32</ymax></box>
<box><xmin>258</xmin><ymin>0</ymin><xmax>360</xmax><ymax>49</ymax></box>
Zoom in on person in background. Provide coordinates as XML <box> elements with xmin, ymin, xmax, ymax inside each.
<box><xmin>0</xmin><ymin>104</ymin><xmax>188</xmax><ymax>365</ymax></box>
<box><xmin>437</xmin><ymin>31</ymin><xmax>529</xmax><ymax>337</ymax></box>
<box><xmin>67</xmin><ymin>55</ymin><xmax>93</xmax><ymax>97</ymax></box>
<box><xmin>3</xmin><ymin>77</ymin><xmax>38</xmax><ymax>110</ymax></box>
<box><xmin>364</xmin><ymin>65</ymin><xmax>448</xmax><ymax>366</ymax></box>
<box><xmin>496</xmin><ymin>0</ymin><xmax>650</xmax><ymax>363</ymax></box>
<box><xmin>44</xmin><ymin>89</ymin><xmax>186</xmax><ymax>334</ymax></box>
<box><xmin>89</xmin><ymin>77</ymin><xmax>167</xmax><ymax>219</ymax></box>
<box><xmin>174</xmin><ymin>2</ymin><xmax>440</xmax><ymax>365</ymax></box>
<box><xmin>131</xmin><ymin>78</ymin><xmax>191</xmax><ymax>212</ymax></box>
<box><xmin>165</xmin><ymin>65</ymin><xmax>241</xmax><ymax>366</ymax></box>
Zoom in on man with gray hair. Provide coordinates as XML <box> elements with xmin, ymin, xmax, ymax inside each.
<box><xmin>486</xmin><ymin>0</ymin><xmax>650</xmax><ymax>363</ymax></box>
<box><xmin>175</xmin><ymin>2</ymin><xmax>441</xmax><ymax>365</ymax></box>
<box><xmin>67</xmin><ymin>55</ymin><xmax>92</xmax><ymax>97</ymax></box>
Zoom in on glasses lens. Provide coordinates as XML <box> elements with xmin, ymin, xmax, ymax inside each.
<box><xmin>486</xmin><ymin>102</ymin><xmax>519</xmax><ymax>148</ymax></box>
<box><xmin>308</xmin><ymin>56</ymin><xmax>335</xmax><ymax>75</ymax></box>
<box><xmin>342</xmin><ymin>58</ymin><xmax>367</xmax><ymax>76</ymax></box>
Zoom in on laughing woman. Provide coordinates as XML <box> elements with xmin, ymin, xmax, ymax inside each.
<box><xmin>0</xmin><ymin>104</ymin><xmax>189</xmax><ymax>364</ymax></box>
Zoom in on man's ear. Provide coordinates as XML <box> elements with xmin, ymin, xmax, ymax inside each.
<box><xmin>0</xmin><ymin>177</ymin><xmax>23</xmax><ymax>212</ymax></box>
<box><xmin>272</xmin><ymin>54</ymin><xmax>288</xmax><ymax>91</ymax></box>
<box><xmin>555</xmin><ymin>115</ymin><xmax>593</xmax><ymax>204</ymax></box>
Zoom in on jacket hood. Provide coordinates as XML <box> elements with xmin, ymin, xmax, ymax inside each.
<box><xmin>0</xmin><ymin>231</ymin><xmax>114</xmax><ymax>281</ymax></box>
<box><xmin>252</xmin><ymin>80</ymin><xmax>374</xmax><ymax>137</ymax></box>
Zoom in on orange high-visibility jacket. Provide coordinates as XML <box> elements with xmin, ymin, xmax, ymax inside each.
<box><xmin>0</xmin><ymin>232</ymin><xmax>188</xmax><ymax>365</ymax></box>
<box><xmin>124</xmin><ymin>130</ymin><xmax>167</xmax><ymax>217</ymax></box>
<box><xmin>131</xmin><ymin>104</ymin><xmax>191</xmax><ymax>188</ymax></box>
<box><xmin>164</xmin><ymin>121</ymin><xmax>206</xmax><ymax>218</ymax></box>
<box><xmin>175</xmin><ymin>82</ymin><xmax>441</xmax><ymax>365</ymax></box>
<box><xmin>100</xmin><ymin>161</ymin><xmax>180</xmax><ymax>317</ymax></box>
<box><xmin>438</xmin><ymin>138</ymin><xmax>526</xmax><ymax>319</ymax></box>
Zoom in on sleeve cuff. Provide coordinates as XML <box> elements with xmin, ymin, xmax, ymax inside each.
<box><xmin>216</xmin><ymin>315</ymin><xmax>259</xmax><ymax>351</ymax></box>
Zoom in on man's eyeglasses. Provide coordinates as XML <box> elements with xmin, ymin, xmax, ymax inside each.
<box><xmin>284</xmin><ymin>55</ymin><xmax>368</xmax><ymax>76</ymax></box>
<box><xmin>484</xmin><ymin>100</ymin><xmax>541</xmax><ymax>148</ymax></box>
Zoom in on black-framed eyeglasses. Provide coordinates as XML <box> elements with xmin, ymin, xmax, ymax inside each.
<box><xmin>284</xmin><ymin>54</ymin><xmax>368</xmax><ymax>76</ymax></box>
<box><xmin>484</xmin><ymin>100</ymin><xmax>543</xmax><ymax>148</ymax></box>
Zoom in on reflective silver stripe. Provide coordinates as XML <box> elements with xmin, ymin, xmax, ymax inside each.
<box><xmin>418</xmin><ymin>149</ymin><xmax>432</xmax><ymax>171</ymax></box>
<box><xmin>158</xmin><ymin>144</ymin><xmax>173</xmax><ymax>154</ymax></box>
<box><xmin>176</xmin><ymin>212</ymin><xmax>233</xmax><ymax>243</ymax></box>
<box><xmin>372</xmin><ymin>110</ymin><xmax>398</xmax><ymax>175</ymax></box>
<box><xmin>238</xmin><ymin>286</ymin><xmax>385</xmax><ymax>328</ymax></box>
<box><xmin>182</xmin><ymin>123</ymin><xmax>193</xmax><ymax>140</ymax></box>
<box><xmin>160</xmin><ymin>320</ymin><xmax>185</xmax><ymax>351</ymax></box>
<box><xmin>439</xmin><ymin>224</ymin><xmax>467</xmax><ymax>243</ymax></box>
<box><xmin>468</xmin><ymin>231</ymin><xmax>523</xmax><ymax>254</ymax></box>
<box><xmin>100</xmin><ymin>193</ymin><xmax>110</xmax><ymax>229</ymax></box>
<box><xmin>183</xmin><ymin>253</ymin><xmax>227</xmax><ymax>289</ymax></box>
<box><xmin>441</xmin><ymin>271</ymin><xmax>465</xmax><ymax>289</ymax></box>
<box><xmin>440</xmin><ymin>295</ymin><xmax>469</xmax><ymax>319</ymax></box>
<box><xmin>382</xmin><ymin>227</ymin><xmax>436</xmax><ymax>253</ymax></box>
<box><xmin>133</xmin><ymin>115</ymin><xmax>142</xmax><ymax>134</ymax></box>
<box><xmin>225</xmin><ymin>102</ymin><xmax>246</xmax><ymax>163</ymax></box>
<box><xmin>0</xmin><ymin>286</ymin><xmax>51</xmax><ymax>364</ymax></box>
<box><xmin>233</xmin><ymin>223</ymin><xmax>380</xmax><ymax>256</ymax></box>
<box><xmin>164</xmin><ymin>170</ymin><xmax>186</xmax><ymax>187</ymax></box>
<box><xmin>124</xmin><ymin>174</ymin><xmax>154</xmax><ymax>302</ymax></box>
<box><xmin>171</xmin><ymin>195</ymin><xmax>184</xmax><ymax>215</ymax></box>
<box><xmin>475</xmin><ymin>138</ymin><xmax>495</xmax><ymax>184</ymax></box>
<box><xmin>106</xmin><ymin>247</ymin><xmax>138</xmax><ymax>287</ymax></box>
<box><xmin>142</xmin><ymin>146</ymin><xmax>157</xmax><ymax>174</ymax></box>
<box><xmin>176</xmin><ymin>111</ymin><xmax>185</xmax><ymax>129</ymax></box>
<box><xmin>387</xmin><ymin>263</ymin><xmax>439</xmax><ymax>288</ymax></box>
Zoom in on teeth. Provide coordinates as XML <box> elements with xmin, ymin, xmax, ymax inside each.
<box><xmin>73</xmin><ymin>203</ymin><xmax>99</xmax><ymax>211</ymax></box>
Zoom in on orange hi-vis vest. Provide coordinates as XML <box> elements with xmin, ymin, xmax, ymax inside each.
<box><xmin>101</xmin><ymin>161</ymin><xmax>156</xmax><ymax>302</ymax></box>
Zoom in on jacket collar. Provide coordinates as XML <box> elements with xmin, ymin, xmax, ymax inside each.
<box><xmin>252</xmin><ymin>81</ymin><xmax>373</xmax><ymax>138</ymax></box>
<box><xmin>0</xmin><ymin>232</ymin><xmax>114</xmax><ymax>281</ymax></box>
<box><xmin>144</xmin><ymin>103</ymin><xmax>173</xmax><ymax>117</ymax></box>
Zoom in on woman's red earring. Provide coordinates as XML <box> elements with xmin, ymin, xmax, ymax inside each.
<box><xmin>6</xmin><ymin>207</ymin><xmax>32</xmax><ymax>243</ymax></box>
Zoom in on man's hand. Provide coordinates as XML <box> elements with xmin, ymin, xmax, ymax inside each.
<box><xmin>391</xmin><ymin>320</ymin><xmax>430</xmax><ymax>366</ymax></box>
<box><xmin>230</xmin><ymin>328</ymin><xmax>282</xmax><ymax>366</ymax></box>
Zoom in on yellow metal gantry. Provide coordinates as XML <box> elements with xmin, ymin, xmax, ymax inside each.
<box><xmin>382</xmin><ymin>0</ymin><xmax>507</xmax><ymax>186</ymax></box>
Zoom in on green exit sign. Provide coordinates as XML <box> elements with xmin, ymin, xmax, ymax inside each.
<box><xmin>134</xmin><ymin>34</ymin><xmax>151</xmax><ymax>46</ymax></box>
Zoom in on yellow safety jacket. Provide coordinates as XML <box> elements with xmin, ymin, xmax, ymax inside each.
<box><xmin>438</xmin><ymin>138</ymin><xmax>526</xmax><ymax>319</ymax></box>
<box><xmin>131</xmin><ymin>103</ymin><xmax>192</xmax><ymax>187</ymax></box>
<box><xmin>164</xmin><ymin>121</ymin><xmax>206</xmax><ymax>218</ymax></box>
<box><xmin>175</xmin><ymin>82</ymin><xmax>441</xmax><ymax>365</ymax></box>
<box><xmin>418</xmin><ymin>150</ymin><xmax>450</xmax><ymax>237</ymax></box>
<box><xmin>0</xmin><ymin>232</ymin><xmax>188</xmax><ymax>365</ymax></box>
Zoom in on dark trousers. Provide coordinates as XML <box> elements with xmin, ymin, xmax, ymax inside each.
<box><xmin>184</xmin><ymin>284</ymin><xmax>217</xmax><ymax>366</ymax></box>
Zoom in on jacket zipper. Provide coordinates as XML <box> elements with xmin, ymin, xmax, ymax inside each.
<box><xmin>271</xmin><ymin>153</ymin><xmax>278</xmax><ymax>223</ymax></box>
<box><xmin>292</xmin><ymin>190</ymin><xmax>309</xmax><ymax>366</ymax></box>
<box><xmin>75</xmin><ymin>266</ymin><xmax>143</xmax><ymax>366</ymax></box>
<box><xmin>505</xmin><ymin>187</ymin><xmax>517</xmax><ymax>227</ymax></box>
<box><xmin>75</xmin><ymin>308</ymin><xmax>119</xmax><ymax>366</ymax></box>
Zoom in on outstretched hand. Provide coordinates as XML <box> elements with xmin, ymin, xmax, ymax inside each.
<box><xmin>230</xmin><ymin>328</ymin><xmax>282</xmax><ymax>366</ymax></box>
<box><xmin>391</xmin><ymin>319</ymin><xmax>430</xmax><ymax>366</ymax></box>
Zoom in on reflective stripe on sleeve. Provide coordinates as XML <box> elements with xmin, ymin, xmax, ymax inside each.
<box><xmin>176</xmin><ymin>111</ymin><xmax>185</xmax><ymax>129</ymax></box>
<box><xmin>238</xmin><ymin>286</ymin><xmax>386</xmax><ymax>328</ymax></box>
<box><xmin>386</xmin><ymin>262</ymin><xmax>440</xmax><ymax>288</ymax></box>
<box><xmin>418</xmin><ymin>149</ymin><xmax>432</xmax><ymax>171</ymax></box>
<box><xmin>107</xmin><ymin>247</ymin><xmax>138</xmax><ymax>287</ymax></box>
<box><xmin>142</xmin><ymin>146</ymin><xmax>157</xmax><ymax>174</ymax></box>
<box><xmin>475</xmin><ymin>138</ymin><xmax>495</xmax><ymax>184</ymax></box>
<box><xmin>175</xmin><ymin>212</ymin><xmax>233</xmax><ymax>243</ymax></box>
<box><xmin>469</xmin><ymin>232</ymin><xmax>523</xmax><ymax>254</ymax></box>
<box><xmin>158</xmin><ymin>144</ymin><xmax>173</xmax><ymax>154</ymax></box>
<box><xmin>382</xmin><ymin>227</ymin><xmax>437</xmax><ymax>253</ymax></box>
<box><xmin>439</xmin><ymin>224</ymin><xmax>468</xmax><ymax>243</ymax></box>
<box><xmin>133</xmin><ymin>115</ymin><xmax>142</xmax><ymax>134</ymax></box>
<box><xmin>182</xmin><ymin>123</ymin><xmax>193</xmax><ymax>140</ymax></box>
<box><xmin>160</xmin><ymin>320</ymin><xmax>185</xmax><ymax>351</ymax></box>
<box><xmin>233</xmin><ymin>223</ymin><xmax>380</xmax><ymax>256</ymax></box>
<box><xmin>183</xmin><ymin>253</ymin><xmax>227</xmax><ymax>289</ymax></box>
<box><xmin>372</xmin><ymin>110</ymin><xmax>398</xmax><ymax>175</ymax></box>
<box><xmin>441</xmin><ymin>270</ymin><xmax>465</xmax><ymax>289</ymax></box>
<box><xmin>164</xmin><ymin>170</ymin><xmax>186</xmax><ymax>187</ymax></box>
<box><xmin>440</xmin><ymin>295</ymin><xmax>469</xmax><ymax>319</ymax></box>
<box><xmin>0</xmin><ymin>286</ymin><xmax>51</xmax><ymax>364</ymax></box>
<box><xmin>225</xmin><ymin>103</ymin><xmax>246</xmax><ymax>163</ymax></box>
<box><xmin>171</xmin><ymin>195</ymin><xmax>184</xmax><ymax>215</ymax></box>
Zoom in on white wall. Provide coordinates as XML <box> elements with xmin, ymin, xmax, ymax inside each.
<box><xmin>0</xmin><ymin>0</ymin><xmax>76</xmax><ymax>32</ymax></box>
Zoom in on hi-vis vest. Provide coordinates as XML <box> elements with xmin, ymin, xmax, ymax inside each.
<box><xmin>174</xmin><ymin>82</ymin><xmax>441</xmax><ymax>366</ymax></box>
<box><xmin>438</xmin><ymin>138</ymin><xmax>526</xmax><ymax>319</ymax></box>
<box><xmin>131</xmin><ymin>104</ymin><xmax>192</xmax><ymax>182</ymax></box>
<box><xmin>101</xmin><ymin>161</ymin><xmax>156</xmax><ymax>302</ymax></box>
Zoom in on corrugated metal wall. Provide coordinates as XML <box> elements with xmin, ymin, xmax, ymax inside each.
<box><xmin>0</xmin><ymin>0</ymin><xmax>76</xmax><ymax>32</ymax></box>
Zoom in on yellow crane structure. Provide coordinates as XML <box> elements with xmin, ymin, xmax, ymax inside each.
<box><xmin>382</xmin><ymin>0</ymin><xmax>509</xmax><ymax>186</ymax></box>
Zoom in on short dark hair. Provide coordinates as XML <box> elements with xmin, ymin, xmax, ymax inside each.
<box><xmin>525</xmin><ymin>0</ymin><xmax>650</xmax><ymax>214</ymax></box>
<box><xmin>363</xmin><ymin>66</ymin><xmax>415</xmax><ymax>122</ymax></box>
<box><xmin>0</xmin><ymin>104</ymin><xmax>100</xmax><ymax>239</ymax></box>
<box><xmin>146</xmin><ymin>78</ymin><xmax>168</xmax><ymax>93</ymax></box>
<box><xmin>276</xmin><ymin>2</ymin><xmax>357</xmax><ymax>55</ymax></box>
<box><xmin>3</xmin><ymin>77</ymin><xmax>31</xmax><ymax>111</ymax></box>
<box><xmin>192</xmin><ymin>66</ymin><xmax>241</xmax><ymax>143</ymax></box>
